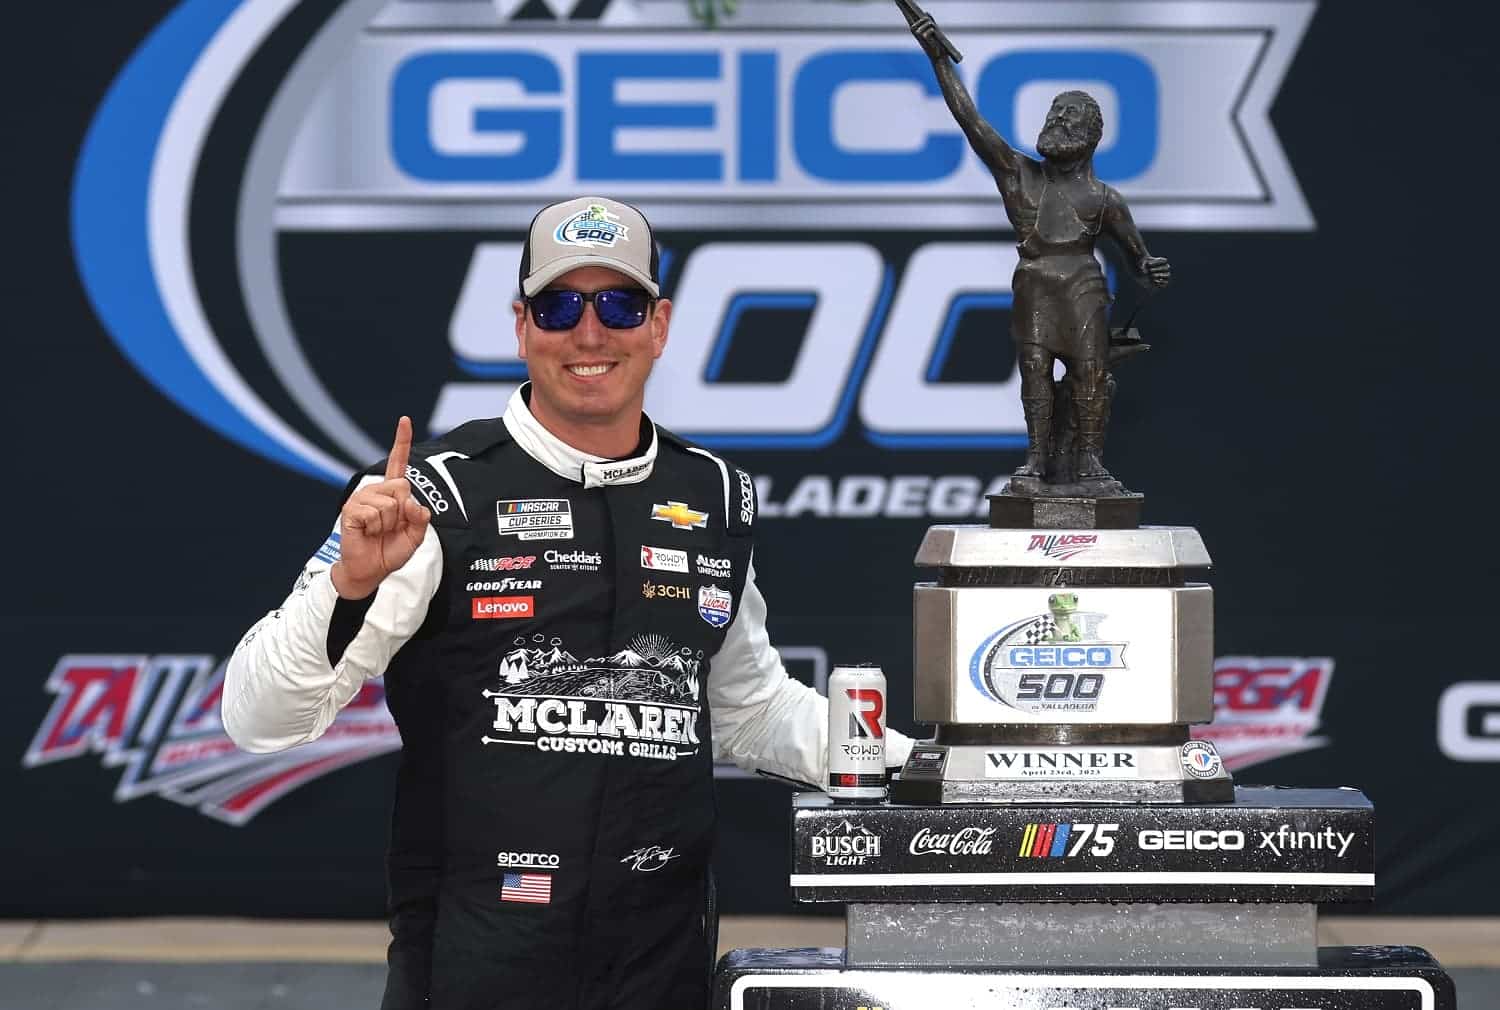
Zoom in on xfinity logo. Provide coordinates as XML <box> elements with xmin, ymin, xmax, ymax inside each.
<box><xmin>1257</xmin><ymin>825</ymin><xmax>1355</xmax><ymax>858</ymax></box>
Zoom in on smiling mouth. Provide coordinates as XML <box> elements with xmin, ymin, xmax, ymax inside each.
<box><xmin>567</xmin><ymin>363</ymin><xmax>615</xmax><ymax>377</ymax></box>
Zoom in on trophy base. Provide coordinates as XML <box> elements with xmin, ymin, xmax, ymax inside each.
<box><xmin>889</xmin><ymin>738</ymin><xmax>1234</xmax><ymax>806</ymax></box>
<box><xmin>989</xmin><ymin>488</ymin><xmax>1144</xmax><ymax>529</ymax></box>
<box><xmin>713</xmin><ymin>947</ymin><xmax>1458</xmax><ymax>1009</ymax></box>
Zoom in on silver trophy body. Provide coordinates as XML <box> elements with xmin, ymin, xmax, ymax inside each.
<box><xmin>894</xmin><ymin>525</ymin><xmax>1232</xmax><ymax>804</ymax></box>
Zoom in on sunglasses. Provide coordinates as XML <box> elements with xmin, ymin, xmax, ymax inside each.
<box><xmin>527</xmin><ymin>288</ymin><xmax>654</xmax><ymax>331</ymax></box>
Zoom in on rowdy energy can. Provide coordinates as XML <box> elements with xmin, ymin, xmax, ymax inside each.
<box><xmin>827</xmin><ymin>663</ymin><xmax>888</xmax><ymax>801</ymax></box>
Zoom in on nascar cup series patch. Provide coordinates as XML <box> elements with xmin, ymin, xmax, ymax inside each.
<box><xmin>698</xmin><ymin>586</ymin><xmax>732</xmax><ymax>628</ymax></box>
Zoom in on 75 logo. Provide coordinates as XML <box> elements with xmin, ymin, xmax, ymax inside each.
<box><xmin>1019</xmin><ymin>822</ymin><xmax>1119</xmax><ymax>859</ymax></box>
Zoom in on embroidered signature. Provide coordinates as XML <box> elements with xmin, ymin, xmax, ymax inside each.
<box><xmin>620</xmin><ymin>845</ymin><xmax>680</xmax><ymax>872</ymax></box>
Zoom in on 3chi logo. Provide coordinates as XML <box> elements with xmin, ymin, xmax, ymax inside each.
<box><xmin>846</xmin><ymin>689</ymin><xmax>884</xmax><ymax>739</ymax></box>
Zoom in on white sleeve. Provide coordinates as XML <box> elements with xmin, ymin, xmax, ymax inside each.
<box><xmin>222</xmin><ymin>477</ymin><xmax>444</xmax><ymax>754</ymax></box>
<box><xmin>707</xmin><ymin>558</ymin><xmax>914</xmax><ymax>787</ymax></box>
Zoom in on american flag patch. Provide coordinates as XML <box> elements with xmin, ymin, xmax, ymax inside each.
<box><xmin>501</xmin><ymin>872</ymin><xmax>552</xmax><ymax>904</ymax></box>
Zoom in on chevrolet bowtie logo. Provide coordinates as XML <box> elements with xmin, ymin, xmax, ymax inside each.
<box><xmin>651</xmin><ymin>501</ymin><xmax>708</xmax><ymax>530</ymax></box>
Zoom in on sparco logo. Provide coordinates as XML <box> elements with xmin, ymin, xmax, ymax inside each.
<box><xmin>404</xmin><ymin>466</ymin><xmax>448</xmax><ymax>513</ymax></box>
<box><xmin>496</xmin><ymin>851</ymin><xmax>559</xmax><ymax>869</ymax></box>
<box><xmin>810</xmin><ymin>820</ymin><xmax>881</xmax><ymax>865</ymax></box>
<box><xmin>736</xmin><ymin>469</ymin><xmax>755</xmax><ymax>525</ymax></box>
<box><xmin>908</xmin><ymin>826</ymin><xmax>996</xmax><ymax>856</ymax></box>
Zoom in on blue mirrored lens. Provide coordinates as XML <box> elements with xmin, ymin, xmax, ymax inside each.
<box><xmin>530</xmin><ymin>290</ymin><xmax>584</xmax><ymax>330</ymax></box>
<box><xmin>594</xmin><ymin>289</ymin><xmax>651</xmax><ymax>328</ymax></box>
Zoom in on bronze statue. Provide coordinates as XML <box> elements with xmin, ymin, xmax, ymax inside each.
<box><xmin>909</xmin><ymin>14</ymin><xmax>1171</xmax><ymax>494</ymax></box>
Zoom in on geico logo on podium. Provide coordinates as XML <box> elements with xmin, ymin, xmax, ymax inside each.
<box><xmin>72</xmin><ymin>0</ymin><xmax>1311</xmax><ymax>486</ymax></box>
<box><xmin>1438</xmin><ymin>681</ymin><xmax>1500</xmax><ymax>761</ymax></box>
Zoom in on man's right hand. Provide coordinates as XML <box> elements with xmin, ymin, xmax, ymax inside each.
<box><xmin>330</xmin><ymin>417</ymin><xmax>432</xmax><ymax>600</ymax></box>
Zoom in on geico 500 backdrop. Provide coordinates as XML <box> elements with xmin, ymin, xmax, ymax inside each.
<box><xmin>15</xmin><ymin>0</ymin><xmax>1494</xmax><ymax>916</ymax></box>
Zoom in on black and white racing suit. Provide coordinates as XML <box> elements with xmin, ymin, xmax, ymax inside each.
<box><xmin>223</xmin><ymin>386</ymin><xmax>912</xmax><ymax>1010</ymax></box>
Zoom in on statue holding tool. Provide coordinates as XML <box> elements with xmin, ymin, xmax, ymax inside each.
<box><xmin>902</xmin><ymin>5</ymin><xmax>1171</xmax><ymax>495</ymax></box>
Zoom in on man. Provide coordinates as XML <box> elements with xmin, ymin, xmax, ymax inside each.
<box><xmin>910</xmin><ymin>16</ymin><xmax>1171</xmax><ymax>487</ymax></box>
<box><xmin>222</xmin><ymin>196</ymin><xmax>914</xmax><ymax>1010</ymax></box>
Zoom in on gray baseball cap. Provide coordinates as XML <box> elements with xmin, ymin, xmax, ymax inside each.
<box><xmin>518</xmin><ymin>196</ymin><xmax>660</xmax><ymax>298</ymax></box>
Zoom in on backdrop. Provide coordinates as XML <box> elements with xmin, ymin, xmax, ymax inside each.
<box><xmin>9</xmin><ymin>0</ymin><xmax>1497</xmax><ymax>918</ymax></box>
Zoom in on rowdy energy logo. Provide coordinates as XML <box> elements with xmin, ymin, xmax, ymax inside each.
<box><xmin>970</xmin><ymin>592</ymin><xmax>1127</xmax><ymax>714</ymax></box>
<box><xmin>24</xmin><ymin>655</ymin><xmax>400</xmax><ymax>826</ymax></box>
<box><xmin>71</xmin><ymin>0</ymin><xmax>1314</xmax><ymax>483</ymax></box>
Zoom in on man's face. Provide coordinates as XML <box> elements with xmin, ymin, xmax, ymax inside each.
<box><xmin>513</xmin><ymin>265</ymin><xmax>670</xmax><ymax>433</ymax></box>
<box><xmin>1036</xmin><ymin>96</ymin><xmax>1097</xmax><ymax>162</ymax></box>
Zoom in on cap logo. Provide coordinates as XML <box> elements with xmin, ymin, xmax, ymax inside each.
<box><xmin>555</xmin><ymin>203</ymin><xmax>629</xmax><ymax>248</ymax></box>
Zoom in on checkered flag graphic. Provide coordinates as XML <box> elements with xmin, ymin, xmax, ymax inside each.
<box><xmin>1022</xmin><ymin>616</ymin><xmax>1057</xmax><ymax>644</ymax></box>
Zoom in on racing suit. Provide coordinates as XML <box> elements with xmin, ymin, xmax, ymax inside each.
<box><xmin>223</xmin><ymin>386</ymin><xmax>913</xmax><ymax>1010</ymax></box>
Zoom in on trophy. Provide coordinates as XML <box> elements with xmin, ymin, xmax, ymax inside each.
<box><xmin>712</xmin><ymin>8</ymin><xmax>1459</xmax><ymax>1009</ymax></box>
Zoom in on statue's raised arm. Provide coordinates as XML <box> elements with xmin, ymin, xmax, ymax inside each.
<box><xmin>908</xmin><ymin>15</ymin><xmax>1027</xmax><ymax>185</ymax></box>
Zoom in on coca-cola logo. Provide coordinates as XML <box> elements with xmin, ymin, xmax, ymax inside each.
<box><xmin>909</xmin><ymin>826</ymin><xmax>997</xmax><ymax>856</ymax></box>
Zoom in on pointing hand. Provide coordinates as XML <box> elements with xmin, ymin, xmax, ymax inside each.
<box><xmin>330</xmin><ymin>417</ymin><xmax>432</xmax><ymax>600</ymax></box>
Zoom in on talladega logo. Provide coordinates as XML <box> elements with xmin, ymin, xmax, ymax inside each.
<box><xmin>71</xmin><ymin>0</ymin><xmax>1312</xmax><ymax>479</ymax></box>
<box><xmin>24</xmin><ymin>654</ymin><xmax>400</xmax><ymax>826</ymax></box>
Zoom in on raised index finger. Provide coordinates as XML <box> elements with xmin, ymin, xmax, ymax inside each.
<box><xmin>385</xmin><ymin>416</ymin><xmax>413</xmax><ymax>481</ymax></box>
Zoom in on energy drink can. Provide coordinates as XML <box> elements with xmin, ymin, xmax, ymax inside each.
<box><xmin>827</xmin><ymin>663</ymin><xmax>888</xmax><ymax>801</ymax></box>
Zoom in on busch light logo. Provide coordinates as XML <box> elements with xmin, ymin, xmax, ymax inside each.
<box><xmin>809</xmin><ymin>819</ymin><xmax>882</xmax><ymax>866</ymax></box>
<box><xmin>71</xmin><ymin>0</ymin><xmax>1313</xmax><ymax>480</ymax></box>
<box><xmin>970</xmin><ymin>592</ymin><xmax>1127</xmax><ymax>714</ymax></box>
<box><xmin>1192</xmin><ymin>657</ymin><xmax>1335</xmax><ymax>771</ymax></box>
<box><xmin>23</xmin><ymin>654</ymin><xmax>400</xmax><ymax>826</ymax></box>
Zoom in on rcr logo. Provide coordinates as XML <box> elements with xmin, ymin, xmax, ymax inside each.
<box><xmin>1438</xmin><ymin>681</ymin><xmax>1500</xmax><ymax>761</ymax></box>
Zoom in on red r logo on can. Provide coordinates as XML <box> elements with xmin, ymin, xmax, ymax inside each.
<box><xmin>846</xmin><ymin>689</ymin><xmax>885</xmax><ymax>739</ymax></box>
